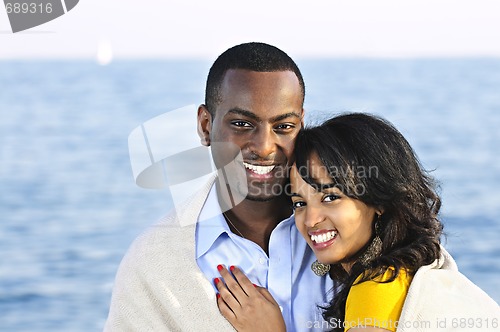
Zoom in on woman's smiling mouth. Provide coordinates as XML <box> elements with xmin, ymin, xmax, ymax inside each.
<box><xmin>309</xmin><ymin>229</ymin><xmax>338</xmax><ymax>249</ymax></box>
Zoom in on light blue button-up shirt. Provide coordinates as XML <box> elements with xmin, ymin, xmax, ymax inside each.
<box><xmin>196</xmin><ymin>184</ymin><xmax>334</xmax><ymax>331</ymax></box>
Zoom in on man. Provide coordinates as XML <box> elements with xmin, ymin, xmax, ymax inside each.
<box><xmin>105</xmin><ymin>42</ymin><xmax>333</xmax><ymax>331</ymax></box>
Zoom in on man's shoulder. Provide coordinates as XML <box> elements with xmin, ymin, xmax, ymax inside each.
<box><xmin>117</xmin><ymin>177</ymin><xmax>216</xmax><ymax>272</ymax></box>
<box><xmin>110</xmin><ymin>220</ymin><xmax>192</xmax><ymax>292</ymax></box>
<box><xmin>135</xmin><ymin>210</ymin><xmax>193</xmax><ymax>246</ymax></box>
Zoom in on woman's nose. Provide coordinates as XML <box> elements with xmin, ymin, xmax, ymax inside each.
<box><xmin>303</xmin><ymin>204</ymin><xmax>326</xmax><ymax>228</ymax></box>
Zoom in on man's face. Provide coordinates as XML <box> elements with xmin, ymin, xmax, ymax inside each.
<box><xmin>200</xmin><ymin>69</ymin><xmax>304</xmax><ymax>202</ymax></box>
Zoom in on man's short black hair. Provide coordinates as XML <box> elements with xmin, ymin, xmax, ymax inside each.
<box><xmin>205</xmin><ymin>42</ymin><xmax>305</xmax><ymax>116</ymax></box>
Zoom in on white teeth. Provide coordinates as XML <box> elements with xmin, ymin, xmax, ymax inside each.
<box><xmin>311</xmin><ymin>231</ymin><xmax>337</xmax><ymax>243</ymax></box>
<box><xmin>243</xmin><ymin>162</ymin><xmax>275</xmax><ymax>175</ymax></box>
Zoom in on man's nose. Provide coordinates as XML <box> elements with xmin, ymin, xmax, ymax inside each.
<box><xmin>250</xmin><ymin>127</ymin><xmax>277</xmax><ymax>158</ymax></box>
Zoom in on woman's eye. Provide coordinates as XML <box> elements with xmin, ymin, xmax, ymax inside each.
<box><xmin>292</xmin><ymin>201</ymin><xmax>306</xmax><ymax>209</ymax></box>
<box><xmin>323</xmin><ymin>194</ymin><xmax>340</xmax><ymax>202</ymax></box>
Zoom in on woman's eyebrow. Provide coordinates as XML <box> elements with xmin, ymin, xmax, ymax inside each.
<box><xmin>318</xmin><ymin>183</ymin><xmax>338</xmax><ymax>190</ymax></box>
<box><xmin>306</xmin><ymin>180</ymin><xmax>337</xmax><ymax>191</ymax></box>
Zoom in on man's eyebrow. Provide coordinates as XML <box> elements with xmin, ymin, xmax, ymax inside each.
<box><xmin>271</xmin><ymin>112</ymin><xmax>302</xmax><ymax>122</ymax></box>
<box><xmin>226</xmin><ymin>109</ymin><xmax>302</xmax><ymax>123</ymax></box>
<box><xmin>227</xmin><ymin>108</ymin><xmax>260</xmax><ymax>121</ymax></box>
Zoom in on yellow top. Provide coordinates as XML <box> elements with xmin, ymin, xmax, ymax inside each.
<box><xmin>344</xmin><ymin>268</ymin><xmax>412</xmax><ymax>332</ymax></box>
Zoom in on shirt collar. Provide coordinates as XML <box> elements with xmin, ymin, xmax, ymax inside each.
<box><xmin>195</xmin><ymin>182</ymin><xmax>296</xmax><ymax>258</ymax></box>
<box><xmin>196</xmin><ymin>183</ymin><xmax>232</xmax><ymax>259</ymax></box>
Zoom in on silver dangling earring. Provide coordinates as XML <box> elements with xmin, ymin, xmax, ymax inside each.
<box><xmin>359</xmin><ymin>214</ymin><xmax>383</xmax><ymax>267</ymax></box>
<box><xmin>311</xmin><ymin>260</ymin><xmax>330</xmax><ymax>276</ymax></box>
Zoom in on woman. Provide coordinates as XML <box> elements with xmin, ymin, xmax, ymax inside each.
<box><xmin>215</xmin><ymin>113</ymin><xmax>499</xmax><ymax>331</ymax></box>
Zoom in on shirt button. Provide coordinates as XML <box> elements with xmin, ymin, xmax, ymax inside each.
<box><xmin>259</xmin><ymin>257</ymin><xmax>266</xmax><ymax>265</ymax></box>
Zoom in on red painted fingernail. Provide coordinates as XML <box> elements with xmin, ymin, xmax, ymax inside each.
<box><xmin>217</xmin><ymin>264</ymin><xmax>223</xmax><ymax>271</ymax></box>
<box><xmin>216</xmin><ymin>293</ymin><xmax>221</xmax><ymax>299</ymax></box>
<box><xmin>230</xmin><ymin>265</ymin><xmax>235</xmax><ymax>272</ymax></box>
<box><xmin>253</xmin><ymin>283</ymin><xmax>258</xmax><ymax>288</ymax></box>
<box><xmin>214</xmin><ymin>277</ymin><xmax>220</xmax><ymax>285</ymax></box>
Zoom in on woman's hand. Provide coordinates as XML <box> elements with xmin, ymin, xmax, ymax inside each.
<box><xmin>215</xmin><ymin>265</ymin><xmax>286</xmax><ymax>332</ymax></box>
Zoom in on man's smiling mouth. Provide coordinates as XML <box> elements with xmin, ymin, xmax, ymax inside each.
<box><xmin>243</xmin><ymin>162</ymin><xmax>276</xmax><ymax>175</ymax></box>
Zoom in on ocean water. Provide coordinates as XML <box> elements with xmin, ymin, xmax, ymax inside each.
<box><xmin>1</xmin><ymin>59</ymin><xmax>499</xmax><ymax>331</ymax></box>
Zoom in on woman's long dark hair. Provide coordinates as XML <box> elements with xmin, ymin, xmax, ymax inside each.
<box><xmin>294</xmin><ymin>113</ymin><xmax>443</xmax><ymax>331</ymax></box>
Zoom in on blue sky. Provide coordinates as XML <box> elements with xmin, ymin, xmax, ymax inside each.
<box><xmin>1</xmin><ymin>0</ymin><xmax>500</xmax><ymax>59</ymax></box>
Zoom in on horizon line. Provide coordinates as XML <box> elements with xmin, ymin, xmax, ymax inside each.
<box><xmin>1</xmin><ymin>55</ymin><xmax>500</xmax><ymax>61</ymax></box>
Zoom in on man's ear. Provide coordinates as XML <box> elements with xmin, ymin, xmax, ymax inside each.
<box><xmin>197</xmin><ymin>104</ymin><xmax>212</xmax><ymax>146</ymax></box>
<box><xmin>300</xmin><ymin>108</ymin><xmax>305</xmax><ymax>128</ymax></box>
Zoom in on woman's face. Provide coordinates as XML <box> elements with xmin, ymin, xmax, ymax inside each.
<box><xmin>291</xmin><ymin>154</ymin><xmax>379</xmax><ymax>269</ymax></box>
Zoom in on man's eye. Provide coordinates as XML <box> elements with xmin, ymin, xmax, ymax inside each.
<box><xmin>292</xmin><ymin>201</ymin><xmax>306</xmax><ymax>209</ymax></box>
<box><xmin>323</xmin><ymin>194</ymin><xmax>340</xmax><ymax>202</ymax></box>
<box><xmin>232</xmin><ymin>121</ymin><xmax>252</xmax><ymax>127</ymax></box>
<box><xmin>276</xmin><ymin>124</ymin><xmax>294</xmax><ymax>130</ymax></box>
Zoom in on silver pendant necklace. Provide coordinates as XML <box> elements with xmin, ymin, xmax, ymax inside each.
<box><xmin>222</xmin><ymin>212</ymin><xmax>245</xmax><ymax>238</ymax></box>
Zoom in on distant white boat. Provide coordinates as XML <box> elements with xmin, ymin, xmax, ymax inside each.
<box><xmin>97</xmin><ymin>40</ymin><xmax>113</xmax><ymax>66</ymax></box>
